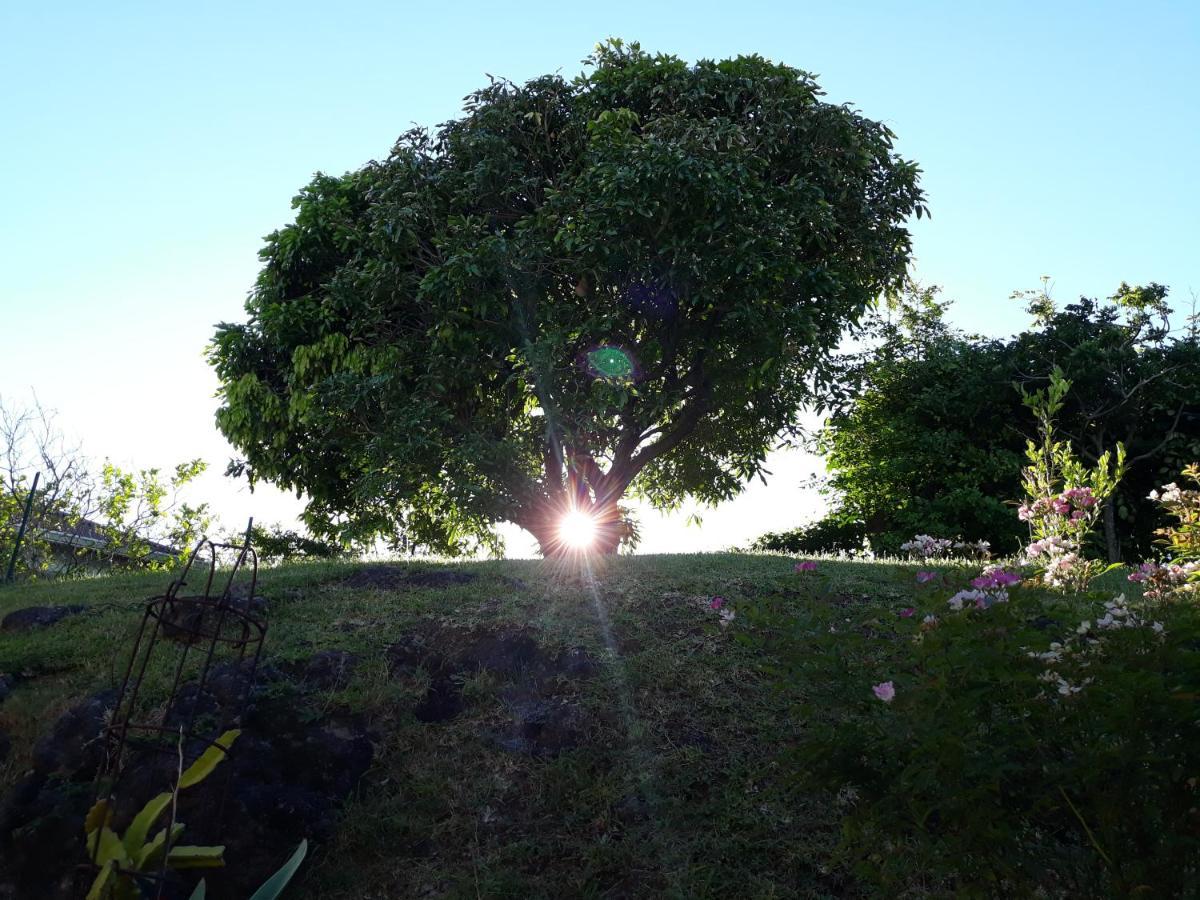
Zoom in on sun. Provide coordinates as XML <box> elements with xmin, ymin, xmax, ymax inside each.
<box><xmin>558</xmin><ymin>509</ymin><xmax>599</xmax><ymax>550</ymax></box>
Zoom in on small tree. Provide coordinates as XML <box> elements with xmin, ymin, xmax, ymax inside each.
<box><xmin>1017</xmin><ymin>369</ymin><xmax>1125</xmax><ymax>591</ymax></box>
<box><xmin>0</xmin><ymin>396</ymin><xmax>210</xmax><ymax>578</ymax></box>
<box><xmin>209</xmin><ymin>41</ymin><xmax>926</xmax><ymax>557</ymax></box>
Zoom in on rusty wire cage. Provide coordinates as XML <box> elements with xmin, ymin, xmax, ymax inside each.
<box><xmin>85</xmin><ymin>535</ymin><xmax>267</xmax><ymax>897</ymax></box>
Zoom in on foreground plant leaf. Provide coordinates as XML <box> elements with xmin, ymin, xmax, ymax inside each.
<box><xmin>178</xmin><ymin>729</ymin><xmax>240</xmax><ymax>789</ymax></box>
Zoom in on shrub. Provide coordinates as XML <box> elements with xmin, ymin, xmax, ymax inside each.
<box><xmin>749</xmin><ymin>516</ymin><xmax>865</xmax><ymax>555</ymax></box>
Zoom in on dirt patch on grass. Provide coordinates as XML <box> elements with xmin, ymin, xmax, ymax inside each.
<box><xmin>386</xmin><ymin>624</ymin><xmax>599</xmax><ymax>756</ymax></box>
<box><xmin>332</xmin><ymin>565</ymin><xmax>478</xmax><ymax>591</ymax></box>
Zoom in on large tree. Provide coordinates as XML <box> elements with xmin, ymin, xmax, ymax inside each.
<box><xmin>210</xmin><ymin>41</ymin><xmax>925</xmax><ymax>556</ymax></box>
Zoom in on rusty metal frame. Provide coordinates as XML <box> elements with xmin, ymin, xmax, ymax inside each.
<box><xmin>86</xmin><ymin>535</ymin><xmax>267</xmax><ymax>897</ymax></box>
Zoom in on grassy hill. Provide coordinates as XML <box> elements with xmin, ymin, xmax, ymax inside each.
<box><xmin>0</xmin><ymin>555</ymin><xmax>1172</xmax><ymax>897</ymax></box>
<box><xmin>0</xmin><ymin>553</ymin><xmax>880</xmax><ymax>898</ymax></box>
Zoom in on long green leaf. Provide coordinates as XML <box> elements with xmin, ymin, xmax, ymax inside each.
<box><xmin>85</xmin><ymin>860</ymin><xmax>117</xmax><ymax>900</ymax></box>
<box><xmin>84</xmin><ymin>798</ymin><xmax>112</xmax><ymax>837</ymax></box>
<box><xmin>137</xmin><ymin>823</ymin><xmax>185</xmax><ymax>869</ymax></box>
<box><xmin>166</xmin><ymin>844</ymin><xmax>226</xmax><ymax>869</ymax></box>
<box><xmin>248</xmin><ymin>839</ymin><xmax>308</xmax><ymax>900</ymax></box>
<box><xmin>188</xmin><ymin>880</ymin><xmax>207</xmax><ymax>900</ymax></box>
<box><xmin>178</xmin><ymin>729</ymin><xmax>240</xmax><ymax>789</ymax></box>
<box><xmin>123</xmin><ymin>791</ymin><xmax>171</xmax><ymax>857</ymax></box>
<box><xmin>87</xmin><ymin>826</ymin><xmax>128</xmax><ymax>868</ymax></box>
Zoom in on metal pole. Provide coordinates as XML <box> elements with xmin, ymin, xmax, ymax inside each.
<box><xmin>5</xmin><ymin>471</ymin><xmax>40</xmax><ymax>584</ymax></box>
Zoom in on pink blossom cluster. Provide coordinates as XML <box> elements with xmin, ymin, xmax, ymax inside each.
<box><xmin>794</xmin><ymin>560</ymin><xmax>818</xmax><ymax>573</ymax></box>
<box><xmin>971</xmin><ymin>567</ymin><xmax>1022</xmax><ymax>590</ymax></box>
<box><xmin>899</xmin><ymin>534</ymin><xmax>954</xmax><ymax>558</ymax></box>
<box><xmin>1023</xmin><ymin>535</ymin><xmax>1070</xmax><ymax>559</ymax></box>
<box><xmin>1018</xmin><ymin>486</ymin><xmax>1097</xmax><ymax>524</ymax></box>
<box><xmin>1041</xmin><ymin>552</ymin><xmax>1085</xmax><ymax>589</ymax></box>
<box><xmin>1128</xmin><ymin>560</ymin><xmax>1200</xmax><ymax>600</ymax></box>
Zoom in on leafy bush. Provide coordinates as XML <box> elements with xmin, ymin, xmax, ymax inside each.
<box><xmin>748</xmin><ymin>516</ymin><xmax>865</xmax><ymax>555</ymax></box>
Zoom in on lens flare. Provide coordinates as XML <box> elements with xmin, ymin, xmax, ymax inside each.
<box><xmin>586</xmin><ymin>346</ymin><xmax>636</xmax><ymax>381</ymax></box>
<box><xmin>559</xmin><ymin>509</ymin><xmax>599</xmax><ymax>550</ymax></box>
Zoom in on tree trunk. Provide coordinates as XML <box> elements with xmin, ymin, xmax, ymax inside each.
<box><xmin>521</xmin><ymin>497</ymin><xmax>624</xmax><ymax>558</ymax></box>
<box><xmin>1102</xmin><ymin>498</ymin><xmax>1121</xmax><ymax>563</ymax></box>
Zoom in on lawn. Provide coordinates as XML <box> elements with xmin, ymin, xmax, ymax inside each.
<box><xmin>0</xmin><ymin>554</ymin><xmax>1173</xmax><ymax>898</ymax></box>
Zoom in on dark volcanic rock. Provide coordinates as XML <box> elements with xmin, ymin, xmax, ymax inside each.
<box><xmin>31</xmin><ymin>689</ymin><xmax>116</xmax><ymax>778</ymax></box>
<box><xmin>493</xmin><ymin>694</ymin><xmax>586</xmax><ymax>758</ymax></box>
<box><xmin>388</xmin><ymin>625</ymin><xmax>601</xmax><ymax>745</ymax></box>
<box><xmin>0</xmin><ymin>655</ymin><xmax>374</xmax><ymax>900</ymax></box>
<box><xmin>0</xmin><ymin>605</ymin><xmax>85</xmax><ymax>633</ymax></box>
<box><xmin>301</xmin><ymin>650</ymin><xmax>358</xmax><ymax>690</ymax></box>
<box><xmin>414</xmin><ymin>676</ymin><xmax>465</xmax><ymax>723</ymax></box>
<box><xmin>160</xmin><ymin>593</ymin><xmax>267</xmax><ymax>643</ymax></box>
<box><xmin>386</xmin><ymin>632</ymin><xmax>448</xmax><ymax>675</ymax></box>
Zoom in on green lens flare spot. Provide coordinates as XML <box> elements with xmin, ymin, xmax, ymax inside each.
<box><xmin>588</xmin><ymin>347</ymin><xmax>634</xmax><ymax>380</ymax></box>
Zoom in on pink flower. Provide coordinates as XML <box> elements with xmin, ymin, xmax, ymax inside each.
<box><xmin>899</xmin><ymin>607</ymin><xmax>915</xmax><ymax>618</ymax></box>
<box><xmin>794</xmin><ymin>561</ymin><xmax>818</xmax><ymax>573</ymax></box>
<box><xmin>971</xmin><ymin>568</ymin><xmax>1022</xmax><ymax>590</ymax></box>
<box><xmin>915</xmin><ymin>571</ymin><xmax>938</xmax><ymax>584</ymax></box>
<box><xmin>709</xmin><ymin>597</ymin><xmax>725</xmax><ymax>610</ymax></box>
<box><xmin>872</xmin><ymin>681</ymin><xmax>896</xmax><ymax>703</ymax></box>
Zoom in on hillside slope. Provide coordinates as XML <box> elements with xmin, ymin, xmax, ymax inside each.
<box><xmin>1</xmin><ymin>553</ymin><xmax>908</xmax><ymax>898</ymax></box>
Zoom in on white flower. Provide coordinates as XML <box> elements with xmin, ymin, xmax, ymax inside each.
<box><xmin>1076</xmin><ymin>620</ymin><xmax>1091</xmax><ymax>635</ymax></box>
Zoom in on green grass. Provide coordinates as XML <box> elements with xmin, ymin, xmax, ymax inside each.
<box><xmin>0</xmin><ymin>554</ymin><xmax>1130</xmax><ymax>898</ymax></box>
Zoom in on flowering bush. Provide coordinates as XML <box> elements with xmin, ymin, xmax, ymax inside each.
<box><xmin>897</xmin><ymin>534</ymin><xmax>990</xmax><ymax>560</ymax></box>
<box><xmin>744</xmin><ymin>558</ymin><xmax>1200</xmax><ymax>895</ymax></box>
<box><xmin>1017</xmin><ymin>369</ymin><xmax>1124</xmax><ymax>590</ymax></box>
<box><xmin>1126</xmin><ymin>465</ymin><xmax>1200</xmax><ymax>599</ymax></box>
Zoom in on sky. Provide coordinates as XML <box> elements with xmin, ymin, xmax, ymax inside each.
<box><xmin>1</xmin><ymin>1</ymin><xmax>1197</xmax><ymax>556</ymax></box>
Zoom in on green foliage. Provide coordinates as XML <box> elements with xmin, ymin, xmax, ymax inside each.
<box><xmin>803</xmin><ymin>281</ymin><xmax>1200</xmax><ymax>560</ymax></box>
<box><xmin>1017</xmin><ymin>368</ymin><xmax>1125</xmax><ymax>591</ymax></box>
<box><xmin>210</xmin><ymin>39</ymin><xmax>925</xmax><ymax>554</ymax></box>
<box><xmin>247</xmin><ymin>839</ymin><xmax>308</xmax><ymax>900</ymax></box>
<box><xmin>85</xmin><ymin>730</ymin><xmax>239</xmax><ymax>899</ymax></box>
<box><xmin>744</xmin><ymin>572</ymin><xmax>1200</xmax><ymax>895</ymax></box>
<box><xmin>748</xmin><ymin>515</ymin><xmax>865</xmax><ymax>555</ymax></box>
<box><xmin>235</xmin><ymin>523</ymin><xmax>349</xmax><ymax>563</ymax></box>
<box><xmin>0</xmin><ymin>397</ymin><xmax>210</xmax><ymax>579</ymax></box>
<box><xmin>1153</xmin><ymin>463</ymin><xmax>1200</xmax><ymax>563</ymax></box>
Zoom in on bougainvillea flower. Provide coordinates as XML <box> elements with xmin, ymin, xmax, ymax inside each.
<box><xmin>872</xmin><ymin>681</ymin><xmax>896</xmax><ymax>702</ymax></box>
<box><xmin>899</xmin><ymin>607</ymin><xmax>915</xmax><ymax>618</ymax></box>
<box><xmin>709</xmin><ymin>597</ymin><xmax>725</xmax><ymax>610</ymax></box>
<box><xmin>794</xmin><ymin>561</ymin><xmax>818</xmax><ymax>572</ymax></box>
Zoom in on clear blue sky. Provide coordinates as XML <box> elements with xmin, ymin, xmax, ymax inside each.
<box><xmin>1</xmin><ymin>1</ymin><xmax>1197</xmax><ymax>553</ymax></box>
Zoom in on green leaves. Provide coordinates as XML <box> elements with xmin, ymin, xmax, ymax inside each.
<box><xmin>178</xmin><ymin>729</ymin><xmax>240</xmax><ymax>789</ymax></box>
<box><xmin>123</xmin><ymin>792</ymin><xmax>171</xmax><ymax>858</ymax></box>
<box><xmin>210</xmin><ymin>43</ymin><xmax>924</xmax><ymax>554</ymax></box>
<box><xmin>248</xmin><ymin>839</ymin><xmax>309</xmax><ymax>900</ymax></box>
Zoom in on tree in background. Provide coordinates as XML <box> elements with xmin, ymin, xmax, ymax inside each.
<box><xmin>0</xmin><ymin>397</ymin><xmax>211</xmax><ymax>578</ymax></box>
<box><xmin>210</xmin><ymin>41</ymin><xmax>925</xmax><ymax>556</ymax></box>
<box><xmin>761</xmin><ymin>283</ymin><xmax>1200</xmax><ymax>559</ymax></box>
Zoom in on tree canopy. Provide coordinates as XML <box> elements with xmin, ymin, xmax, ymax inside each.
<box><xmin>766</xmin><ymin>283</ymin><xmax>1200</xmax><ymax>559</ymax></box>
<box><xmin>210</xmin><ymin>40</ymin><xmax>925</xmax><ymax>555</ymax></box>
